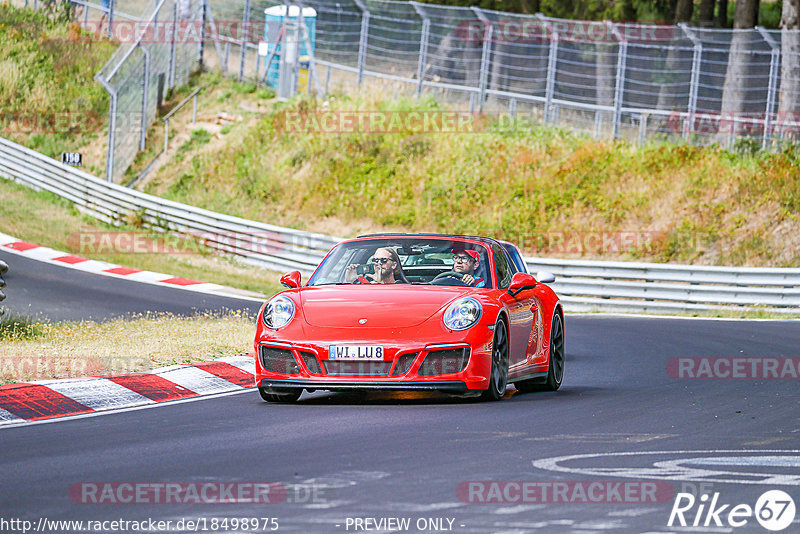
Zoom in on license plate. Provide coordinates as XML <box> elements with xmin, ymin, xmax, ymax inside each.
<box><xmin>328</xmin><ymin>344</ymin><xmax>384</xmax><ymax>360</ymax></box>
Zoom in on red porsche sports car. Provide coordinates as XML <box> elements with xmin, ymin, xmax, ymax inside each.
<box><xmin>254</xmin><ymin>234</ymin><xmax>564</xmax><ymax>402</ymax></box>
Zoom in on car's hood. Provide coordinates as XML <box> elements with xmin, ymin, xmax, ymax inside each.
<box><xmin>299</xmin><ymin>285</ymin><xmax>469</xmax><ymax>328</ymax></box>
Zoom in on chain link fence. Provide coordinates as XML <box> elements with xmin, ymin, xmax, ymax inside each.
<box><xmin>303</xmin><ymin>1</ymin><xmax>800</xmax><ymax>150</ymax></box>
<box><xmin>90</xmin><ymin>0</ymin><xmax>203</xmax><ymax>183</ymax></box>
<box><xmin>11</xmin><ymin>0</ymin><xmax>800</xmax><ymax>182</ymax></box>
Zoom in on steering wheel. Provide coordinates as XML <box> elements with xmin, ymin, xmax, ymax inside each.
<box><xmin>432</xmin><ymin>271</ymin><xmax>465</xmax><ymax>282</ymax></box>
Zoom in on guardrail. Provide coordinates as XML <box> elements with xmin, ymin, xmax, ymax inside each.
<box><xmin>528</xmin><ymin>257</ymin><xmax>800</xmax><ymax>314</ymax></box>
<box><xmin>0</xmin><ymin>137</ymin><xmax>338</xmax><ymax>276</ymax></box>
<box><xmin>2</xmin><ymin>135</ymin><xmax>799</xmax><ymax>314</ymax></box>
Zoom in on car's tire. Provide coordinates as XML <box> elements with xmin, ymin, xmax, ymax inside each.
<box><xmin>481</xmin><ymin>319</ymin><xmax>509</xmax><ymax>401</ymax></box>
<box><xmin>515</xmin><ymin>312</ymin><xmax>564</xmax><ymax>393</ymax></box>
<box><xmin>258</xmin><ymin>387</ymin><xmax>302</xmax><ymax>403</ymax></box>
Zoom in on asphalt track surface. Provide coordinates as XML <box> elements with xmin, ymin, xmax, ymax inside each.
<box><xmin>2</xmin><ymin>252</ymin><xmax>799</xmax><ymax>533</ymax></box>
<box><xmin>0</xmin><ymin>249</ymin><xmax>262</xmax><ymax>321</ymax></box>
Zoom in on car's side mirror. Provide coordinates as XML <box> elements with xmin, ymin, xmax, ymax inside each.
<box><xmin>507</xmin><ymin>272</ymin><xmax>537</xmax><ymax>296</ymax></box>
<box><xmin>280</xmin><ymin>270</ymin><xmax>302</xmax><ymax>288</ymax></box>
<box><xmin>536</xmin><ymin>270</ymin><xmax>556</xmax><ymax>284</ymax></box>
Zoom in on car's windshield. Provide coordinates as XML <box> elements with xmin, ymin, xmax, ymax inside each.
<box><xmin>307</xmin><ymin>238</ymin><xmax>493</xmax><ymax>288</ymax></box>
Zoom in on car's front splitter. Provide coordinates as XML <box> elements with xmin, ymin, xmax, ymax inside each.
<box><xmin>259</xmin><ymin>378</ymin><xmax>468</xmax><ymax>392</ymax></box>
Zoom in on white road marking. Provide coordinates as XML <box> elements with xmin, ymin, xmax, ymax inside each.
<box><xmin>34</xmin><ymin>377</ymin><xmax>154</xmax><ymax>411</ymax></box>
<box><xmin>153</xmin><ymin>365</ymin><xmax>245</xmax><ymax>395</ymax></box>
<box><xmin>532</xmin><ymin>450</ymin><xmax>800</xmax><ymax>486</ymax></box>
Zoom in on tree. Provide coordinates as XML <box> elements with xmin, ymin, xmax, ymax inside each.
<box><xmin>698</xmin><ymin>0</ymin><xmax>716</xmax><ymax>26</ymax></box>
<box><xmin>674</xmin><ymin>0</ymin><xmax>694</xmax><ymax>22</ymax></box>
<box><xmin>717</xmin><ymin>0</ymin><xmax>729</xmax><ymax>27</ymax></box>
<box><xmin>779</xmin><ymin>0</ymin><xmax>800</xmax><ymax>140</ymax></box>
<box><xmin>718</xmin><ymin>0</ymin><xmax>759</xmax><ymax>146</ymax></box>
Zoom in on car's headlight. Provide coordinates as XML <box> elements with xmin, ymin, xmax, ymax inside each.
<box><xmin>263</xmin><ymin>295</ymin><xmax>295</xmax><ymax>329</ymax></box>
<box><xmin>443</xmin><ymin>298</ymin><xmax>482</xmax><ymax>331</ymax></box>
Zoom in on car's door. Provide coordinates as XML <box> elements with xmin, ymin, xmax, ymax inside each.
<box><xmin>493</xmin><ymin>244</ymin><xmax>542</xmax><ymax>371</ymax></box>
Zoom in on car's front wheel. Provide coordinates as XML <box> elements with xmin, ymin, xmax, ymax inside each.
<box><xmin>481</xmin><ymin>319</ymin><xmax>509</xmax><ymax>401</ymax></box>
<box><xmin>258</xmin><ymin>387</ymin><xmax>302</xmax><ymax>403</ymax></box>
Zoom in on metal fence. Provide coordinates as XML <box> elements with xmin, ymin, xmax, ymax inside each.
<box><xmin>9</xmin><ymin>0</ymin><xmax>800</xmax><ymax>180</ymax></box>
<box><xmin>91</xmin><ymin>0</ymin><xmax>204</xmax><ymax>183</ymax></box>
<box><xmin>3</xmin><ymin>135</ymin><xmax>800</xmax><ymax>314</ymax></box>
<box><xmin>302</xmin><ymin>1</ymin><xmax>800</xmax><ymax>148</ymax></box>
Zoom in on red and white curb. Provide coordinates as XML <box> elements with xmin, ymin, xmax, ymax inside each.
<box><xmin>0</xmin><ymin>231</ymin><xmax>263</xmax><ymax>302</ymax></box>
<box><xmin>0</xmin><ymin>354</ymin><xmax>257</xmax><ymax>426</ymax></box>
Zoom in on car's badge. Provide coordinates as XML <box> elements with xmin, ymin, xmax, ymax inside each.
<box><xmin>359</xmin><ymin>318</ymin><xmax>367</xmax><ymax>325</ymax></box>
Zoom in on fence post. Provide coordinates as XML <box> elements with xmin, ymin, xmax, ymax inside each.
<box><xmin>756</xmin><ymin>26</ymin><xmax>780</xmax><ymax>151</ymax></box>
<box><xmin>139</xmin><ymin>43</ymin><xmax>151</xmax><ymax>152</ymax></box>
<box><xmin>96</xmin><ymin>75</ymin><xmax>117</xmax><ymax>183</ymax></box>
<box><xmin>472</xmin><ymin>7</ymin><xmax>492</xmax><ymax>113</ymax></box>
<box><xmin>107</xmin><ymin>0</ymin><xmax>116</xmax><ymax>39</ymax></box>
<box><xmin>168</xmin><ymin>2</ymin><xmax>177</xmax><ymax>90</ymax></box>
<box><xmin>537</xmin><ymin>15</ymin><xmax>558</xmax><ymax>124</ymax></box>
<box><xmin>678</xmin><ymin>23</ymin><xmax>701</xmax><ymax>141</ymax></box>
<box><xmin>609</xmin><ymin>21</ymin><xmax>627</xmax><ymax>139</ymax></box>
<box><xmin>238</xmin><ymin>0</ymin><xmax>251</xmax><ymax>82</ymax></box>
<box><xmin>199</xmin><ymin>0</ymin><xmax>206</xmax><ymax>70</ymax></box>
<box><xmin>353</xmin><ymin>0</ymin><xmax>370</xmax><ymax>86</ymax></box>
<box><xmin>411</xmin><ymin>2</ymin><xmax>430</xmax><ymax>98</ymax></box>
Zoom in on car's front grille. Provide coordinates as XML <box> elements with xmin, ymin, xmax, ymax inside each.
<box><xmin>392</xmin><ymin>352</ymin><xmax>418</xmax><ymax>375</ymax></box>
<box><xmin>299</xmin><ymin>351</ymin><xmax>322</xmax><ymax>374</ymax></box>
<box><xmin>259</xmin><ymin>346</ymin><xmax>300</xmax><ymax>375</ymax></box>
<box><xmin>323</xmin><ymin>361</ymin><xmax>393</xmax><ymax>376</ymax></box>
<box><xmin>418</xmin><ymin>348</ymin><xmax>470</xmax><ymax>376</ymax></box>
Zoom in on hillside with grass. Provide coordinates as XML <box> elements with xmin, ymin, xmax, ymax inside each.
<box><xmin>1</xmin><ymin>3</ymin><xmax>797</xmax><ymax>269</ymax></box>
<box><xmin>141</xmin><ymin>89</ymin><xmax>800</xmax><ymax>268</ymax></box>
<box><xmin>0</xmin><ymin>3</ymin><xmax>116</xmax><ymax>161</ymax></box>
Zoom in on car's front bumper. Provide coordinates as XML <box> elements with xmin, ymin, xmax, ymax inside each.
<box><xmin>259</xmin><ymin>378</ymin><xmax>469</xmax><ymax>391</ymax></box>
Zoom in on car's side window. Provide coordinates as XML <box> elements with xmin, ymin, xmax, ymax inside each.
<box><xmin>492</xmin><ymin>244</ymin><xmax>513</xmax><ymax>289</ymax></box>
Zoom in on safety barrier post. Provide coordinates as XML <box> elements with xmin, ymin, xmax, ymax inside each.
<box><xmin>679</xmin><ymin>23</ymin><xmax>702</xmax><ymax>141</ymax></box>
<box><xmin>609</xmin><ymin>21</ymin><xmax>627</xmax><ymax>139</ymax></box>
<box><xmin>353</xmin><ymin>0</ymin><xmax>370</xmax><ymax>86</ymax></box>
<box><xmin>472</xmin><ymin>7</ymin><xmax>492</xmax><ymax>113</ymax></box>
<box><xmin>537</xmin><ymin>14</ymin><xmax>558</xmax><ymax>124</ymax></box>
<box><xmin>238</xmin><ymin>0</ymin><xmax>251</xmax><ymax>82</ymax></box>
<box><xmin>139</xmin><ymin>42</ymin><xmax>151</xmax><ymax>151</ymax></box>
<box><xmin>757</xmin><ymin>26</ymin><xmax>780</xmax><ymax>151</ymax></box>
<box><xmin>411</xmin><ymin>2</ymin><xmax>430</xmax><ymax>98</ymax></box>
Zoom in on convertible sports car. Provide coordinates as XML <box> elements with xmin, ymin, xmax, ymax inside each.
<box><xmin>254</xmin><ymin>234</ymin><xmax>564</xmax><ymax>402</ymax></box>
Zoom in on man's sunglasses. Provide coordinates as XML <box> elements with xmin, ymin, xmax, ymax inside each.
<box><xmin>371</xmin><ymin>257</ymin><xmax>393</xmax><ymax>265</ymax></box>
<box><xmin>452</xmin><ymin>255</ymin><xmax>474</xmax><ymax>263</ymax></box>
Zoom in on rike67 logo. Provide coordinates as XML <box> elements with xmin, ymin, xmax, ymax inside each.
<box><xmin>668</xmin><ymin>489</ymin><xmax>796</xmax><ymax>531</ymax></box>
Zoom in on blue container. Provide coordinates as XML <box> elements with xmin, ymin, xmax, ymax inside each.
<box><xmin>264</xmin><ymin>5</ymin><xmax>317</xmax><ymax>89</ymax></box>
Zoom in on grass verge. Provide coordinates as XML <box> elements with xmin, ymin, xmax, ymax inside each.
<box><xmin>142</xmin><ymin>90</ymin><xmax>800</xmax><ymax>268</ymax></box>
<box><xmin>0</xmin><ymin>309</ymin><xmax>255</xmax><ymax>384</ymax></box>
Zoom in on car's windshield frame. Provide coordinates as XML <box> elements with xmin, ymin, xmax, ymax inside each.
<box><xmin>307</xmin><ymin>237</ymin><xmax>495</xmax><ymax>288</ymax></box>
